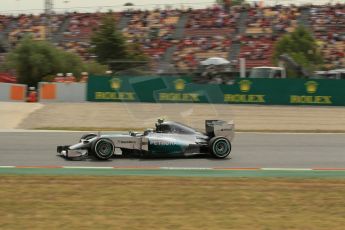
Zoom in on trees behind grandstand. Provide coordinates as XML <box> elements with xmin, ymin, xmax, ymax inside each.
<box><xmin>273</xmin><ymin>26</ymin><xmax>323</xmax><ymax>78</ymax></box>
<box><xmin>2</xmin><ymin>37</ymin><xmax>107</xmax><ymax>86</ymax></box>
<box><xmin>90</xmin><ymin>13</ymin><xmax>148</xmax><ymax>72</ymax></box>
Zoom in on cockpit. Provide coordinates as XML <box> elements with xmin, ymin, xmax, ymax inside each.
<box><xmin>155</xmin><ymin>121</ymin><xmax>196</xmax><ymax>134</ymax></box>
<box><xmin>130</xmin><ymin>120</ymin><xmax>199</xmax><ymax>137</ymax></box>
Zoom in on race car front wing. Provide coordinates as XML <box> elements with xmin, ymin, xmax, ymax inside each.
<box><xmin>57</xmin><ymin>145</ymin><xmax>88</xmax><ymax>160</ymax></box>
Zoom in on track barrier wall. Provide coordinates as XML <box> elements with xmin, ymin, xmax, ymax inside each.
<box><xmin>0</xmin><ymin>83</ymin><xmax>27</xmax><ymax>102</ymax></box>
<box><xmin>39</xmin><ymin>82</ymin><xmax>86</xmax><ymax>102</ymax></box>
<box><xmin>87</xmin><ymin>75</ymin><xmax>345</xmax><ymax>106</ymax></box>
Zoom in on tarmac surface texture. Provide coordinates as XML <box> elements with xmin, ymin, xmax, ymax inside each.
<box><xmin>1</xmin><ymin>132</ymin><xmax>344</xmax><ymax>169</ymax></box>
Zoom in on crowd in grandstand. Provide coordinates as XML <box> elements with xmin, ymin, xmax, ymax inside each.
<box><xmin>173</xmin><ymin>36</ymin><xmax>231</xmax><ymax>70</ymax></box>
<box><xmin>0</xmin><ymin>3</ymin><xmax>344</xmax><ymax>77</ymax></box>
<box><xmin>246</xmin><ymin>5</ymin><xmax>300</xmax><ymax>34</ymax></box>
<box><xmin>123</xmin><ymin>9</ymin><xmax>182</xmax><ymax>68</ymax></box>
<box><xmin>309</xmin><ymin>4</ymin><xmax>345</xmax><ymax>69</ymax></box>
<box><xmin>64</xmin><ymin>12</ymin><xmax>103</xmax><ymax>39</ymax></box>
<box><xmin>238</xmin><ymin>35</ymin><xmax>275</xmax><ymax>68</ymax></box>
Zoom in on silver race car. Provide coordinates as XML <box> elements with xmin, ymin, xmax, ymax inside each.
<box><xmin>57</xmin><ymin>119</ymin><xmax>234</xmax><ymax>160</ymax></box>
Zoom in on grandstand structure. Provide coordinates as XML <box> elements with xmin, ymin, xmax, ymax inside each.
<box><xmin>0</xmin><ymin>2</ymin><xmax>344</xmax><ymax>74</ymax></box>
<box><xmin>45</xmin><ymin>0</ymin><xmax>54</xmax><ymax>14</ymax></box>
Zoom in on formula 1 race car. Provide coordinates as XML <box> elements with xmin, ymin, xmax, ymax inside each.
<box><xmin>57</xmin><ymin>119</ymin><xmax>234</xmax><ymax>160</ymax></box>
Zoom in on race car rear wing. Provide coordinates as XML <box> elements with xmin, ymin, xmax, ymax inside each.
<box><xmin>205</xmin><ymin>120</ymin><xmax>235</xmax><ymax>141</ymax></box>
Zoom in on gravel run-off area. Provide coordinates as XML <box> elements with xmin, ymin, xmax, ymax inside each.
<box><xmin>0</xmin><ymin>102</ymin><xmax>342</xmax><ymax>132</ymax></box>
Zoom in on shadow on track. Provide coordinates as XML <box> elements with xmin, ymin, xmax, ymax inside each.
<box><xmin>57</xmin><ymin>153</ymin><xmax>232</xmax><ymax>162</ymax></box>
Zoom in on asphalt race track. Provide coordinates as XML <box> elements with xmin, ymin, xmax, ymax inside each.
<box><xmin>0</xmin><ymin>132</ymin><xmax>344</xmax><ymax>168</ymax></box>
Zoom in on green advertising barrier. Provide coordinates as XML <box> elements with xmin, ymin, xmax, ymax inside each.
<box><xmin>87</xmin><ymin>75</ymin><xmax>345</xmax><ymax>106</ymax></box>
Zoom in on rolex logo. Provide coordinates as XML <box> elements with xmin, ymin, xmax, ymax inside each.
<box><xmin>305</xmin><ymin>81</ymin><xmax>318</xmax><ymax>94</ymax></box>
<box><xmin>110</xmin><ymin>78</ymin><xmax>121</xmax><ymax>90</ymax></box>
<box><xmin>239</xmin><ymin>80</ymin><xmax>252</xmax><ymax>92</ymax></box>
<box><xmin>174</xmin><ymin>79</ymin><xmax>186</xmax><ymax>91</ymax></box>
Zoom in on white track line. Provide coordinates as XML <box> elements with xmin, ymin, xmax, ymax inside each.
<box><xmin>160</xmin><ymin>167</ymin><xmax>213</xmax><ymax>170</ymax></box>
<box><xmin>0</xmin><ymin>166</ymin><xmax>344</xmax><ymax>171</ymax></box>
<box><xmin>261</xmin><ymin>168</ymin><xmax>313</xmax><ymax>171</ymax></box>
<box><xmin>62</xmin><ymin>166</ymin><xmax>114</xmax><ymax>169</ymax></box>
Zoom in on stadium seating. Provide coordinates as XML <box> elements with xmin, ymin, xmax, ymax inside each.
<box><xmin>246</xmin><ymin>6</ymin><xmax>299</xmax><ymax>35</ymax></box>
<box><xmin>172</xmin><ymin>36</ymin><xmax>231</xmax><ymax>70</ymax></box>
<box><xmin>0</xmin><ymin>3</ymin><xmax>344</xmax><ymax>73</ymax></box>
<box><xmin>58</xmin><ymin>40</ymin><xmax>91</xmax><ymax>60</ymax></box>
<box><xmin>238</xmin><ymin>35</ymin><xmax>276</xmax><ymax>68</ymax></box>
<box><xmin>63</xmin><ymin>12</ymin><xmax>107</xmax><ymax>39</ymax></box>
<box><xmin>169</xmin><ymin>6</ymin><xmax>239</xmax><ymax>71</ymax></box>
<box><xmin>122</xmin><ymin>9</ymin><xmax>182</xmax><ymax>69</ymax></box>
<box><xmin>309</xmin><ymin>4</ymin><xmax>345</xmax><ymax>69</ymax></box>
<box><xmin>0</xmin><ymin>15</ymin><xmax>12</xmax><ymax>31</ymax></box>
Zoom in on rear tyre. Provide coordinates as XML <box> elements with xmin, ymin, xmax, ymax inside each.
<box><xmin>209</xmin><ymin>137</ymin><xmax>231</xmax><ymax>158</ymax></box>
<box><xmin>92</xmin><ymin>138</ymin><xmax>115</xmax><ymax>160</ymax></box>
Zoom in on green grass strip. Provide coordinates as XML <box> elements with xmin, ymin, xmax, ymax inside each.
<box><xmin>0</xmin><ymin>168</ymin><xmax>345</xmax><ymax>178</ymax></box>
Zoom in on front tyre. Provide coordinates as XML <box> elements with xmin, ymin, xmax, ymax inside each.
<box><xmin>209</xmin><ymin>137</ymin><xmax>231</xmax><ymax>159</ymax></box>
<box><xmin>92</xmin><ymin>138</ymin><xmax>115</xmax><ymax>160</ymax></box>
